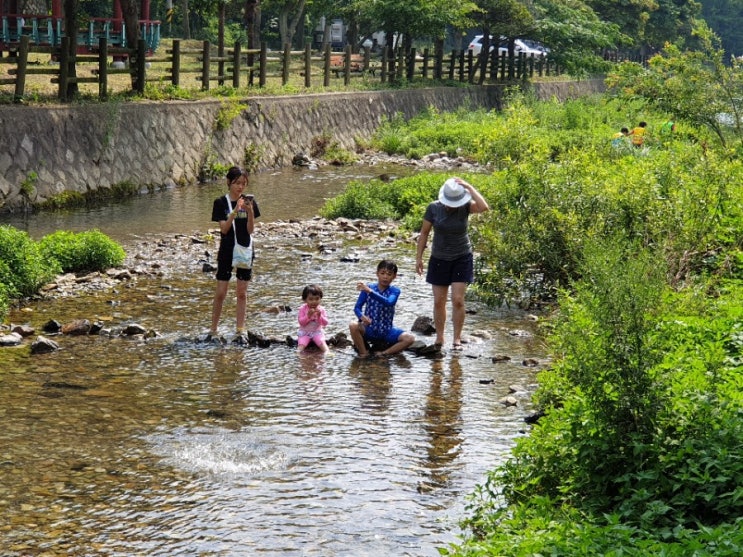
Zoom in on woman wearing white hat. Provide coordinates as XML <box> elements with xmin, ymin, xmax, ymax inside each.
<box><xmin>415</xmin><ymin>177</ymin><xmax>490</xmax><ymax>351</ymax></box>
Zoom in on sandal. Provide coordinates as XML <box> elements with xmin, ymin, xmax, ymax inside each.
<box><xmin>451</xmin><ymin>343</ymin><xmax>464</xmax><ymax>351</ymax></box>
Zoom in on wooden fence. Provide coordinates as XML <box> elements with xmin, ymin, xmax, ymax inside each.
<box><xmin>0</xmin><ymin>36</ymin><xmax>563</xmax><ymax>101</ymax></box>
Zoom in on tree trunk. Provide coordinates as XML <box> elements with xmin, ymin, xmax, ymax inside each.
<box><xmin>244</xmin><ymin>0</ymin><xmax>259</xmax><ymax>49</ymax></box>
<box><xmin>118</xmin><ymin>0</ymin><xmax>140</xmax><ymax>88</ymax></box>
<box><xmin>63</xmin><ymin>0</ymin><xmax>78</xmax><ymax>99</ymax></box>
<box><xmin>181</xmin><ymin>0</ymin><xmax>190</xmax><ymax>39</ymax></box>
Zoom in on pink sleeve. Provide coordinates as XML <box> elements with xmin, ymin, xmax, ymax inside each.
<box><xmin>318</xmin><ymin>307</ymin><xmax>329</xmax><ymax>327</ymax></box>
<box><xmin>298</xmin><ymin>304</ymin><xmax>312</xmax><ymax>326</ymax></box>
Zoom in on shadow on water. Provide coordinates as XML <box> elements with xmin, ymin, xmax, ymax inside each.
<box><xmin>0</xmin><ymin>164</ymin><xmax>548</xmax><ymax>556</ymax></box>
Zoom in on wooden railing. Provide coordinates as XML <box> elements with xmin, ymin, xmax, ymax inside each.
<box><xmin>0</xmin><ymin>37</ymin><xmax>564</xmax><ymax>102</ymax></box>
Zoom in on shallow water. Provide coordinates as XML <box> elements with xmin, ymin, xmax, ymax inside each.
<box><xmin>0</xmin><ymin>165</ymin><xmax>547</xmax><ymax>556</ymax></box>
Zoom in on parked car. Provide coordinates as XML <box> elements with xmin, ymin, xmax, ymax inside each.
<box><xmin>467</xmin><ymin>35</ymin><xmax>546</xmax><ymax>57</ymax></box>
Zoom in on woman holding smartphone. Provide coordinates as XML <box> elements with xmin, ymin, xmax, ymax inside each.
<box><xmin>207</xmin><ymin>166</ymin><xmax>261</xmax><ymax>344</ymax></box>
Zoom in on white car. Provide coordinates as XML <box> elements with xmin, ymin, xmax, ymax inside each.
<box><xmin>467</xmin><ymin>35</ymin><xmax>546</xmax><ymax>58</ymax></box>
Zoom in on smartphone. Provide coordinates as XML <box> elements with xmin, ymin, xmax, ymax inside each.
<box><xmin>242</xmin><ymin>194</ymin><xmax>254</xmax><ymax>201</ymax></box>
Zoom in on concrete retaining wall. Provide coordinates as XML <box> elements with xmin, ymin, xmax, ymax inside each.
<box><xmin>0</xmin><ymin>79</ymin><xmax>604</xmax><ymax>212</ymax></box>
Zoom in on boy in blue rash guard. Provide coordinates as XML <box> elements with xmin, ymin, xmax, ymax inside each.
<box><xmin>349</xmin><ymin>259</ymin><xmax>415</xmax><ymax>358</ymax></box>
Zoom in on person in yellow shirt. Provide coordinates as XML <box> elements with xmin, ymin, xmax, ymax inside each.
<box><xmin>630</xmin><ymin>121</ymin><xmax>647</xmax><ymax>148</ymax></box>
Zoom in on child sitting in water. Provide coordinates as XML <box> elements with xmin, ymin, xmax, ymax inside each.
<box><xmin>297</xmin><ymin>284</ymin><xmax>330</xmax><ymax>353</ymax></box>
<box><xmin>349</xmin><ymin>259</ymin><xmax>415</xmax><ymax>358</ymax></box>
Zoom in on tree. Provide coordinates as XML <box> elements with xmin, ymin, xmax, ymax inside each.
<box><xmin>119</xmin><ymin>0</ymin><xmax>142</xmax><ymax>88</ymax></box>
<box><xmin>533</xmin><ymin>0</ymin><xmax>627</xmax><ymax>74</ymax></box>
<box><xmin>606</xmin><ymin>20</ymin><xmax>743</xmax><ymax>151</ymax></box>
<box><xmin>63</xmin><ymin>0</ymin><xmax>79</xmax><ymax>98</ymax></box>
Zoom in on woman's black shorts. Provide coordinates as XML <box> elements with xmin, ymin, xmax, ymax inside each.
<box><xmin>426</xmin><ymin>253</ymin><xmax>473</xmax><ymax>286</ymax></box>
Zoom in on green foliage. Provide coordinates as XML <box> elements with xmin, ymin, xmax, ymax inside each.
<box><xmin>0</xmin><ymin>225</ymin><xmax>60</xmax><ymax>300</ymax></box>
<box><xmin>243</xmin><ymin>143</ymin><xmax>265</xmax><ymax>175</ymax></box>
<box><xmin>0</xmin><ymin>281</ymin><xmax>9</xmax><ymax>320</ymax></box>
<box><xmin>606</xmin><ymin>20</ymin><xmax>743</xmax><ymax>152</ymax></box>
<box><xmin>215</xmin><ymin>98</ymin><xmax>244</xmax><ymax>131</ymax></box>
<box><xmin>319</xmin><ymin>173</ymin><xmax>460</xmax><ymax>224</ymax></box>
<box><xmin>38</xmin><ymin>230</ymin><xmax>126</xmax><ymax>273</ymax></box>
<box><xmin>20</xmin><ymin>171</ymin><xmax>38</xmax><ymax>197</ymax></box>
<box><xmin>452</xmin><ymin>271</ymin><xmax>743</xmax><ymax>556</ymax></box>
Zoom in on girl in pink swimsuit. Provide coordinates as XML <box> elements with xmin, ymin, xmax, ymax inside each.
<box><xmin>297</xmin><ymin>284</ymin><xmax>330</xmax><ymax>353</ymax></box>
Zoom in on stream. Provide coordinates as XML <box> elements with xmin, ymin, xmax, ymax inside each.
<box><xmin>0</xmin><ymin>164</ymin><xmax>547</xmax><ymax>556</ymax></box>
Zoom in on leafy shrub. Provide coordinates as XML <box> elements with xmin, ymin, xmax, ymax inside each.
<box><xmin>0</xmin><ymin>225</ymin><xmax>60</xmax><ymax>299</ymax></box>
<box><xmin>319</xmin><ymin>180</ymin><xmax>399</xmax><ymax>220</ymax></box>
<box><xmin>38</xmin><ymin>230</ymin><xmax>126</xmax><ymax>273</ymax></box>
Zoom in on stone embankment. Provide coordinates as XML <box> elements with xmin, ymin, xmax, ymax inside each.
<box><xmin>0</xmin><ymin>80</ymin><xmax>605</xmax><ymax>212</ymax></box>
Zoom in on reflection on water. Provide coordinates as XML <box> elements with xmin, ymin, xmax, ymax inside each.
<box><xmin>0</xmin><ymin>164</ymin><xmax>547</xmax><ymax>556</ymax></box>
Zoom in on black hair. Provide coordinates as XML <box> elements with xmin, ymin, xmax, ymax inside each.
<box><xmin>377</xmin><ymin>259</ymin><xmax>398</xmax><ymax>274</ymax></box>
<box><xmin>226</xmin><ymin>166</ymin><xmax>247</xmax><ymax>184</ymax></box>
<box><xmin>302</xmin><ymin>284</ymin><xmax>324</xmax><ymax>300</ymax></box>
<box><xmin>639</xmin><ymin>121</ymin><xmax>647</xmax><ymax>127</ymax></box>
<box><xmin>621</xmin><ymin>127</ymin><xmax>629</xmax><ymax>134</ymax></box>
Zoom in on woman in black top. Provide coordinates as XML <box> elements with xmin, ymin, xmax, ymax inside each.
<box><xmin>208</xmin><ymin>166</ymin><xmax>261</xmax><ymax>343</ymax></box>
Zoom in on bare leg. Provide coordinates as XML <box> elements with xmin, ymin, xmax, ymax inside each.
<box><xmin>450</xmin><ymin>282</ymin><xmax>467</xmax><ymax>345</ymax></box>
<box><xmin>235</xmin><ymin>278</ymin><xmax>248</xmax><ymax>332</ymax></box>
<box><xmin>315</xmin><ymin>340</ymin><xmax>330</xmax><ymax>353</ymax></box>
<box><xmin>380</xmin><ymin>332</ymin><xmax>415</xmax><ymax>355</ymax></box>
<box><xmin>431</xmin><ymin>284</ymin><xmax>449</xmax><ymax>345</ymax></box>
<box><xmin>349</xmin><ymin>321</ymin><xmax>368</xmax><ymax>357</ymax></box>
<box><xmin>211</xmin><ymin>280</ymin><xmax>230</xmax><ymax>333</ymax></box>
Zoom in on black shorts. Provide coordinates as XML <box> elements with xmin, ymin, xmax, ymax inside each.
<box><xmin>216</xmin><ymin>256</ymin><xmax>252</xmax><ymax>281</ymax></box>
<box><xmin>426</xmin><ymin>253</ymin><xmax>473</xmax><ymax>286</ymax></box>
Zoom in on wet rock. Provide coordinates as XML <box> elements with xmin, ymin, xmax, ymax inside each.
<box><xmin>202</xmin><ymin>262</ymin><xmax>216</xmax><ymax>273</ymax></box>
<box><xmin>507</xmin><ymin>329</ymin><xmax>533</xmax><ymax>337</ymax></box>
<box><xmin>0</xmin><ymin>332</ymin><xmax>23</xmax><ymax>346</ymax></box>
<box><xmin>340</xmin><ymin>255</ymin><xmax>360</xmax><ymax>263</ymax></box>
<box><xmin>328</xmin><ymin>332</ymin><xmax>351</xmax><ymax>348</ymax></box>
<box><xmin>262</xmin><ymin>305</ymin><xmax>292</xmax><ymax>314</ymax></box>
<box><xmin>499</xmin><ymin>396</ymin><xmax>519</xmax><ymax>407</ymax></box>
<box><xmin>411</xmin><ymin>316</ymin><xmax>436</xmax><ymax>335</ymax></box>
<box><xmin>11</xmin><ymin>324</ymin><xmax>35</xmax><ymax>337</ymax></box>
<box><xmin>470</xmin><ymin>329</ymin><xmax>492</xmax><ymax>340</ymax></box>
<box><xmin>285</xmin><ymin>335</ymin><xmax>297</xmax><ymax>347</ymax></box>
<box><xmin>524</xmin><ymin>410</ymin><xmax>546</xmax><ymax>425</ymax></box>
<box><xmin>89</xmin><ymin>322</ymin><xmax>104</xmax><ymax>335</ymax></box>
<box><xmin>479</xmin><ymin>379</ymin><xmax>494</xmax><ymax>385</ymax></box>
<box><xmin>122</xmin><ymin>324</ymin><xmax>147</xmax><ymax>336</ymax></box>
<box><xmin>508</xmin><ymin>384</ymin><xmax>528</xmax><ymax>394</ymax></box>
<box><xmin>61</xmin><ymin>319</ymin><xmax>91</xmax><ymax>335</ymax></box>
<box><xmin>522</xmin><ymin>358</ymin><xmax>540</xmax><ymax>367</ymax></box>
<box><xmin>491</xmin><ymin>354</ymin><xmax>511</xmax><ymax>362</ymax></box>
<box><xmin>43</xmin><ymin>319</ymin><xmax>62</xmax><ymax>333</ymax></box>
<box><xmin>31</xmin><ymin>336</ymin><xmax>60</xmax><ymax>354</ymax></box>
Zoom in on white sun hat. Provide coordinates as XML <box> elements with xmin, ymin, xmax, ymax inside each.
<box><xmin>438</xmin><ymin>178</ymin><xmax>472</xmax><ymax>208</ymax></box>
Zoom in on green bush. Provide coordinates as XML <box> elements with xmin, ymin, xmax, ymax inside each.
<box><xmin>0</xmin><ymin>225</ymin><xmax>60</xmax><ymax>299</ymax></box>
<box><xmin>38</xmin><ymin>229</ymin><xmax>126</xmax><ymax>273</ymax></box>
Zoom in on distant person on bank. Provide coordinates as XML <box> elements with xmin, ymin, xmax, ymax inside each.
<box><xmin>208</xmin><ymin>166</ymin><xmax>261</xmax><ymax>344</ymax></box>
<box><xmin>416</xmin><ymin>177</ymin><xmax>490</xmax><ymax>351</ymax></box>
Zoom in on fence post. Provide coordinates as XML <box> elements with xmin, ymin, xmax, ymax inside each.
<box><xmin>233</xmin><ymin>42</ymin><xmax>241</xmax><ymax>88</ymax></box>
<box><xmin>171</xmin><ymin>39</ymin><xmax>180</xmax><ymax>87</ymax></box>
<box><xmin>135</xmin><ymin>39</ymin><xmax>146</xmax><ymax>94</ymax></box>
<box><xmin>406</xmin><ymin>47</ymin><xmax>415</xmax><ymax>80</ymax></box>
<box><xmin>448</xmin><ymin>50</ymin><xmax>455</xmax><ymax>80</ymax></box>
<box><xmin>282</xmin><ymin>43</ymin><xmax>290</xmax><ymax>85</ymax></box>
<box><xmin>434</xmin><ymin>44</ymin><xmax>443</xmax><ymax>80</ymax></box>
<box><xmin>202</xmin><ymin>40</ymin><xmax>210</xmax><ymax>91</ymax></box>
<box><xmin>381</xmin><ymin>48</ymin><xmax>388</xmax><ymax>83</ymax></box>
<box><xmin>323</xmin><ymin>43</ymin><xmax>331</xmax><ymax>87</ymax></box>
<box><xmin>422</xmin><ymin>48</ymin><xmax>429</xmax><ymax>79</ymax></box>
<box><xmin>259</xmin><ymin>42</ymin><xmax>267</xmax><ymax>87</ymax></box>
<box><xmin>396</xmin><ymin>48</ymin><xmax>404</xmax><ymax>81</ymax></box>
<box><xmin>58</xmin><ymin>36</ymin><xmax>69</xmax><ymax>101</ymax></box>
<box><xmin>342</xmin><ymin>44</ymin><xmax>351</xmax><ymax>85</ymax></box>
<box><xmin>304</xmin><ymin>42</ymin><xmax>311</xmax><ymax>87</ymax></box>
<box><xmin>98</xmin><ymin>37</ymin><xmax>108</xmax><ymax>100</ymax></box>
<box><xmin>14</xmin><ymin>35</ymin><xmax>30</xmax><ymax>100</ymax></box>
